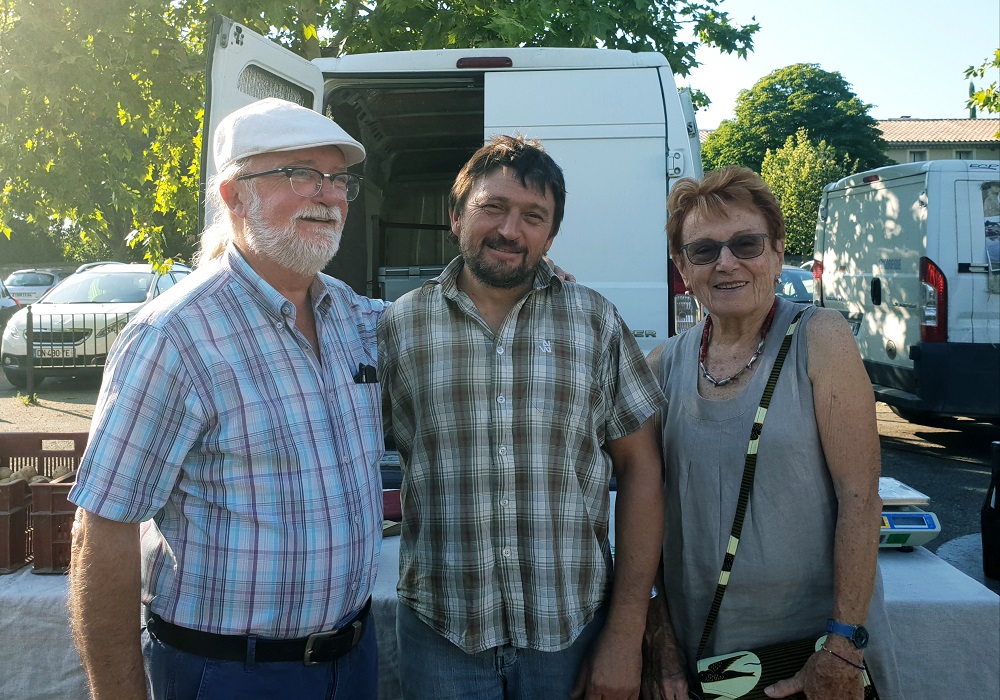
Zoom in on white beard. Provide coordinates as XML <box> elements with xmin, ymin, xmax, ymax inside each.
<box><xmin>243</xmin><ymin>185</ymin><xmax>344</xmax><ymax>277</ymax></box>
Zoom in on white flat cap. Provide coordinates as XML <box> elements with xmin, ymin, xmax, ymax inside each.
<box><xmin>213</xmin><ymin>97</ymin><xmax>366</xmax><ymax>171</ymax></box>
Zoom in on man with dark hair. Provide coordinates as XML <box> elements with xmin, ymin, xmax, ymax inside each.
<box><xmin>68</xmin><ymin>98</ymin><xmax>385</xmax><ymax>700</ymax></box>
<box><xmin>378</xmin><ymin>134</ymin><xmax>665</xmax><ymax>699</ymax></box>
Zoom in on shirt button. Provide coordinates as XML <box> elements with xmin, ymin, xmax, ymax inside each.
<box><xmin>281</xmin><ymin>302</ymin><xmax>294</xmax><ymax>316</ymax></box>
<box><xmin>497</xmin><ymin>395</ymin><xmax>505</xmax><ymax>405</ymax></box>
<box><xmin>502</xmin><ymin>547</ymin><xmax>511</xmax><ymax>557</ymax></box>
<box><xmin>274</xmin><ymin>322</ymin><xmax>283</xmax><ymax>331</ymax></box>
<box><xmin>498</xmin><ymin>445</ymin><xmax>507</xmax><ymax>456</ymax></box>
<box><xmin>496</xmin><ymin>346</ymin><xmax>505</xmax><ymax>355</ymax></box>
<box><xmin>500</xmin><ymin>498</ymin><xmax>509</xmax><ymax>507</ymax></box>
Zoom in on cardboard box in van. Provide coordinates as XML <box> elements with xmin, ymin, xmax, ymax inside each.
<box><xmin>813</xmin><ymin>160</ymin><xmax>1000</xmax><ymax>424</ymax></box>
<box><xmin>201</xmin><ymin>16</ymin><xmax>705</xmax><ymax>351</ymax></box>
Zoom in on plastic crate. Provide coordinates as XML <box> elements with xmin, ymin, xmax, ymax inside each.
<box><xmin>0</xmin><ymin>478</ymin><xmax>31</xmax><ymax>574</ymax></box>
<box><xmin>0</xmin><ymin>432</ymin><xmax>89</xmax><ymax>477</ymax></box>
<box><xmin>30</xmin><ymin>472</ymin><xmax>76</xmax><ymax>574</ymax></box>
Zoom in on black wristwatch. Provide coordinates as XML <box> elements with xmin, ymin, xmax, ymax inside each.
<box><xmin>826</xmin><ymin>619</ymin><xmax>869</xmax><ymax>649</ymax></box>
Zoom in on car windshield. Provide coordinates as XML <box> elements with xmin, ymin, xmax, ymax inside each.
<box><xmin>776</xmin><ymin>269</ymin><xmax>815</xmax><ymax>303</ymax></box>
<box><xmin>5</xmin><ymin>271</ymin><xmax>54</xmax><ymax>286</ymax></box>
<box><xmin>41</xmin><ymin>271</ymin><xmax>153</xmax><ymax>304</ymax></box>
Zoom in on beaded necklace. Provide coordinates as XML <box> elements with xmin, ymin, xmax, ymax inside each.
<box><xmin>699</xmin><ymin>298</ymin><xmax>778</xmax><ymax>387</ymax></box>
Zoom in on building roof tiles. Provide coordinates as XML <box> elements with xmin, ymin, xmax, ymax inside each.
<box><xmin>877</xmin><ymin>118</ymin><xmax>999</xmax><ymax>144</ymax></box>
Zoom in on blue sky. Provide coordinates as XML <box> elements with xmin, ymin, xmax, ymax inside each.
<box><xmin>683</xmin><ymin>0</ymin><xmax>1000</xmax><ymax>129</ymax></box>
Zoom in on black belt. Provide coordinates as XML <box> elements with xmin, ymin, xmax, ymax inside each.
<box><xmin>146</xmin><ymin>598</ymin><xmax>371</xmax><ymax>665</ymax></box>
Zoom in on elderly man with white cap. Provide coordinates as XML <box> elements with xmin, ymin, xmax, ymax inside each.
<box><xmin>68</xmin><ymin>98</ymin><xmax>387</xmax><ymax>700</ymax></box>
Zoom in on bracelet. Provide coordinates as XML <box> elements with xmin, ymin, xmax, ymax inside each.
<box><xmin>820</xmin><ymin>644</ymin><xmax>865</xmax><ymax>671</ymax></box>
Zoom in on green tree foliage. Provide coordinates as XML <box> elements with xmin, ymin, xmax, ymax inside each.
<box><xmin>702</xmin><ymin>63</ymin><xmax>889</xmax><ymax>174</ymax></box>
<box><xmin>2</xmin><ymin>1</ymin><xmax>757</xmax><ymax>265</ymax></box>
<box><xmin>0</xmin><ymin>1</ymin><xmax>203</xmax><ymax>265</ymax></box>
<box><xmin>966</xmin><ymin>49</ymin><xmax>1000</xmax><ymax>135</ymax></box>
<box><xmin>760</xmin><ymin>128</ymin><xmax>856</xmax><ymax>256</ymax></box>
<box><xmin>197</xmin><ymin>0</ymin><xmax>758</xmax><ymax>73</ymax></box>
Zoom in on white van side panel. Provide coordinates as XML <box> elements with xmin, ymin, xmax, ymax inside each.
<box><xmin>821</xmin><ymin>175</ymin><xmax>927</xmax><ymax>371</ymax></box>
<box><xmin>818</xmin><ymin>160</ymin><xmax>1000</xmax><ymax>419</ymax></box>
<box><xmin>484</xmin><ymin>69</ymin><xmax>672</xmax><ymax>352</ymax></box>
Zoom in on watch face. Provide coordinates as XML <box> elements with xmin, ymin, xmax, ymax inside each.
<box><xmin>853</xmin><ymin>625</ymin><xmax>870</xmax><ymax>649</ymax></box>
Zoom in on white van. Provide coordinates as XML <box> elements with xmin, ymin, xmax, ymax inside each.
<box><xmin>813</xmin><ymin>160</ymin><xmax>1000</xmax><ymax>424</ymax></box>
<box><xmin>202</xmin><ymin>16</ymin><xmax>704</xmax><ymax>350</ymax></box>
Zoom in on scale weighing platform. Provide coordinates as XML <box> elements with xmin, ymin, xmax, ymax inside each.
<box><xmin>879</xmin><ymin>477</ymin><xmax>941</xmax><ymax>548</ymax></box>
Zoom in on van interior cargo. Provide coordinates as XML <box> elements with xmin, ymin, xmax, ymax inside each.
<box><xmin>325</xmin><ymin>80</ymin><xmax>482</xmax><ymax>300</ymax></box>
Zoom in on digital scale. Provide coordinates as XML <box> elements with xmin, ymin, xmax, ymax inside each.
<box><xmin>879</xmin><ymin>477</ymin><xmax>941</xmax><ymax>549</ymax></box>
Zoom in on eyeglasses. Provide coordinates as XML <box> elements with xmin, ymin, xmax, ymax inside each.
<box><xmin>236</xmin><ymin>167</ymin><xmax>363</xmax><ymax>201</ymax></box>
<box><xmin>680</xmin><ymin>233</ymin><xmax>768</xmax><ymax>265</ymax></box>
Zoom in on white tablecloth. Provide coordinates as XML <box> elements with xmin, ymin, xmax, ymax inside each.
<box><xmin>1</xmin><ymin>541</ymin><xmax>997</xmax><ymax>700</ymax></box>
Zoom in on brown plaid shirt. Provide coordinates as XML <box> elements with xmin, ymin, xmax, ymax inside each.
<box><xmin>378</xmin><ymin>257</ymin><xmax>663</xmax><ymax>653</ymax></box>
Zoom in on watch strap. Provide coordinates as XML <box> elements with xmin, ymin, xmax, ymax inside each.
<box><xmin>826</xmin><ymin>618</ymin><xmax>868</xmax><ymax>648</ymax></box>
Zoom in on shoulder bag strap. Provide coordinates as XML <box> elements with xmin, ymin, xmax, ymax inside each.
<box><xmin>696</xmin><ymin>307</ymin><xmax>807</xmax><ymax>659</ymax></box>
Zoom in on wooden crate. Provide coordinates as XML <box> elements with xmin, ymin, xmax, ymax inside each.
<box><xmin>0</xmin><ymin>432</ymin><xmax>88</xmax><ymax>574</ymax></box>
<box><xmin>0</xmin><ymin>478</ymin><xmax>31</xmax><ymax>573</ymax></box>
<box><xmin>0</xmin><ymin>432</ymin><xmax>89</xmax><ymax>478</ymax></box>
<box><xmin>30</xmin><ymin>472</ymin><xmax>76</xmax><ymax>574</ymax></box>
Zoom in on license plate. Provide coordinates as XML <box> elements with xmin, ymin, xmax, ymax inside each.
<box><xmin>34</xmin><ymin>347</ymin><xmax>75</xmax><ymax>358</ymax></box>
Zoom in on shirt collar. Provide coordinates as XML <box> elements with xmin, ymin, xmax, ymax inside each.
<box><xmin>221</xmin><ymin>243</ymin><xmax>332</xmax><ymax>317</ymax></box>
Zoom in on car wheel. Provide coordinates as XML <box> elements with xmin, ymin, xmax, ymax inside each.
<box><xmin>3</xmin><ymin>367</ymin><xmax>29</xmax><ymax>389</ymax></box>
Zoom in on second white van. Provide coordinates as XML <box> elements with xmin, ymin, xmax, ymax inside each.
<box><xmin>813</xmin><ymin>160</ymin><xmax>1000</xmax><ymax>424</ymax></box>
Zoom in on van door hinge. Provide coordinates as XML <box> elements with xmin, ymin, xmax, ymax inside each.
<box><xmin>668</xmin><ymin>150</ymin><xmax>685</xmax><ymax>176</ymax></box>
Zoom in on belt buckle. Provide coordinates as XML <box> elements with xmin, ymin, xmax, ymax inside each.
<box><xmin>302</xmin><ymin>620</ymin><xmax>363</xmax><ymax>666</ymax></box>
<box><xmin>303</xmin><ymin>629</ymin><xmax>338</xmax><ymax>666</ymax></box>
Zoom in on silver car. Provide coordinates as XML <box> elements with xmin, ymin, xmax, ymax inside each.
<box><xmin>1</xmin><ymin>263</ymin><xmax>191</xmax><ymax>388</ymax></box>
<box><xmin>2</xmin><ymin>268</ymin><xmax>70</xmax><ymax>304</ymax></box>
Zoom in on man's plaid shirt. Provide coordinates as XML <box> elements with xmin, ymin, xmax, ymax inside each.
<box><xmin>378</xmin><ymin>257</ymin><xmax>663</xmax><ymax>653</ymax></box>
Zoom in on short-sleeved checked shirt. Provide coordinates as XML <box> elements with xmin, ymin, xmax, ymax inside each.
<box><xmin>69</xmin><ymin>246</ymin><xmax>387</xmax><ymax>638</ymax></box>
<box><xmin>377</xmin><ymin>257</ymin><xmax>664</xmax><ymax>653</ymax></box>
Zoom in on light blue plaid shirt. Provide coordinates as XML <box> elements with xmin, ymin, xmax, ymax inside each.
<box><xmin>70</xmin><ymin>246</ymin><xmax>388</xmax><ymax>638</ymax></box>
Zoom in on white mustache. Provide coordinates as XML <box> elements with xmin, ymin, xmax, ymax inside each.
<box><xmin>296</xmin><ymin>205</ymin><xmax>343</xmax><ymax>224</ymax></box>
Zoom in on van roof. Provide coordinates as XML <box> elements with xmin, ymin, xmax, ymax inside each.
<box><xmin>827</xmin><ymin>159</ymin><xmax>1000</xmax><ymax>190</ymax></box>
<box><xmin>314</xmin><ymin>47</ymin><xmax>669</xmax><ymax>73</ymax></box>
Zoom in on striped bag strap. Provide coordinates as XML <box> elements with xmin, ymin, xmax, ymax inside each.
<box><xmin>696</xmin><ymin>307</ymin><xmax>807</xmax><ymax>659</ymax></box>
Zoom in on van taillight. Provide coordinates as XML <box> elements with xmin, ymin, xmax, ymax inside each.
<box><xmin>812</xmin><ymin>260</ymin><xmax>823</xmax><ymax>305</ymax></box>
<box><xmin>669</xmin><ymin>258</ymin><xmax>701</xmax><ymax>335</ymax></box>
<box><xmin>919</xmin><ymin>256</ymin><xmax>947</xmax><ymax>342</ymax></box>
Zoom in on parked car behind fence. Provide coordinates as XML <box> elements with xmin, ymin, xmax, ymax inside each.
<box><xmin>2</xmin><ymin>268</ymin><xmax>71</xmax><ymax>304</ymax></box>
<box><xmin>1</xmin><ymin>263</ymin><xmax>191</xmax><ymax>388</ymax></box>
<box><xmin>0</xmin><ymin>278</ymin><xmax>21</xmax><ymax>330</ymax></box>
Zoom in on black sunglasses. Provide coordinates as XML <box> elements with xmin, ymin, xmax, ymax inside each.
<box><xmin>680</xmin><ymin>233</ymin><xmax>768</xmax><ymax>265</ymax></box>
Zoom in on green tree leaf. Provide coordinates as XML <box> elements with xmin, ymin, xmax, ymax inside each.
<box><xmin>702</xmin><ymin>63</ymin><xmax>889</xmax><ymax>174</ymax></box>
<box><xmin>2</xmin><ymin>0</ymin><xmax>760</xmax><ymax>265</ymax></box>
<box><xmin>760</xmin><ymin>128</ymin><xmax>857</xmax><ymax>256</ymax></box>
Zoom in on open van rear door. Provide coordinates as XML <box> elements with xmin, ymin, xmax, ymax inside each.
<box><xmin>483</xmin><ymin>66</ymin><xmax>672</xmax><ymax>349</ymax></box>
<box><xmin>200</xmin><ymin>16</ymin><xmax>324</xmax><ymax>229</ymax></box>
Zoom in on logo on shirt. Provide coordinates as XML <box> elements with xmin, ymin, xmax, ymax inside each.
<box><xmin>538</xmin><ymin>339</ymin><xmax>552</xmax><ymax>353</ymax></box>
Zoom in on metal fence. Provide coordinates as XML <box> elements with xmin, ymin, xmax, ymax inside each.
<box><xmin>20</xmin><ymin>307</ymin><xmax>132</xmax><ymax>392</ymax></box>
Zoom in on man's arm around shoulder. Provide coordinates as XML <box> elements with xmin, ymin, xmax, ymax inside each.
<box><xmin>69</xmin><ymin>508</ymin><xmax>145</xmax><ymax>700</ymax></box>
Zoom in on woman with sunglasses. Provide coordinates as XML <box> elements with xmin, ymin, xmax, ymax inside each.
<box><xmin>641</xmin><ymin>167</ymin><xmax>900</xmax><ymax>700</ymax></box>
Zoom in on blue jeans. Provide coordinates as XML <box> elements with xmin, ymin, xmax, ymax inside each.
<box><xmin>141</xmin><ymin>618</ymin><xmax>377</xmax><ymax>700</ymax></box>
<box><xmin>396</xmin><ymin>603</ymin><xmax>608</xmax><ymax>700</ymax></box>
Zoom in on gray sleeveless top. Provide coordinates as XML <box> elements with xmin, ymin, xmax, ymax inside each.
<box><xmin>658</xmin><ymin>298</ymin><xmax>900</xmax><ymax>696</ymax></box>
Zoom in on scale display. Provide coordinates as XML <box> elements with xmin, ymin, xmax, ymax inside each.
<box><xmin>879</xmin><ymin>504</ymin><xmax>941</xmax><ymax>548</ymax></box>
